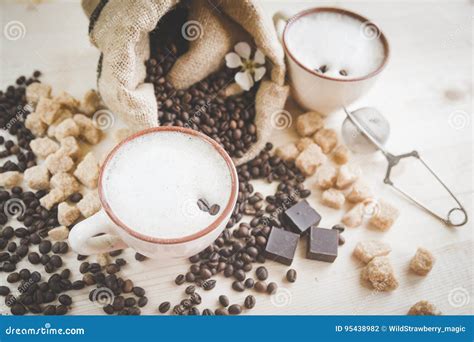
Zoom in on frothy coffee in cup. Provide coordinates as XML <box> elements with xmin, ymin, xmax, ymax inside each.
<box><xmin>285</xmin><ymin>11</ymin><xmax>386</xmax><ymax>79</ymax></box>
<box><xmin>102</xmin><ymin>131</ymin><xmax>233</xmax><ymax>239</ymax></box>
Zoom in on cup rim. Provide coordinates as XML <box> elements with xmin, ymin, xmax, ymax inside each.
<box><xmin>282</xmin><ymin>7</ymin><xmax>390</xmax><ymax>83</ymax></box>
<box><xmin>98</xmin><ymin>126</ymin><xmax>239</xmax><ymax>245</ymax></box>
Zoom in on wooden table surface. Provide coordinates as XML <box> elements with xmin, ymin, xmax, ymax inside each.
<box><xmin>0</xmin><ymin>0</ymin><xmax>472</xmax><ymax>315</ymax></box>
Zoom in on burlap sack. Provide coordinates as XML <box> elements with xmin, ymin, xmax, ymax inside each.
<box><xmin>83</xmin><ymin>0</ymin><xmax>289</xmax><ymax>165</ymax></box>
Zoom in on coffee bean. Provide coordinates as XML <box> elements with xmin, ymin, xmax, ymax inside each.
<box><xmin>202</xmin><ymin>279</ymin><xmax>216</xmax><ymax>291</ymax></box>
<box><xmin>79</xmin><ymin>262</ymin><xmax>89</xmax><ymax>274</ymax></box>
<box><xmin>332</xmin><ymin>224</ymin><xmax>345</xmax><ymax>233</ymax></box>
<box><xmin>58</xmin><ymin>294</ymin><xmax>72</xmax><ymax>306</ymax></box>
<box><xmin>28</xmin><ymin>252</ymin><xmax>40</xmax><ymax>265</ymax></box>
<box><xmin>185</xmin><ymin>285</ymin><xmax>195</xmax><ymax>295</ymax></box>
<box><xmin>69</xmin><ymin>192</ymin><xmax>83</xmax><ymax>203</ymax></box>
<box><xmin>132</xmin><ymin>287</ymin><xmax>145</xmax><ymax>297</ymax></box>
<box><xmin>286</xmin><ymin>269</ymin><xmax>297</xmax><ymax>283</ymax></box>
<box><xmin>197</xmin><ymin>198</ymin><xmax>210</xmax><ymax>212</ymax></box>
<box><xmin>43</xmin><ymin>305</ymin><xmax>56</xmax><ymax>315</ymax></box>
<box><xmin>234</xmin><ymin>269</ymin><xmax>245</xmax><ymax>281</ymax></box>
<box><xmin>202</xmin><ymin>308</ymin><xmax>214</xmax><ymax>315</ymax></box>
<box><xmin>244</xmin><ymin>278</ymin><xmax>255</xmax><ymax>289</ymax></box>
<box><xmin>254</xmin><ymin>281</ymin><xmax>267</xmax><ymax>293</ymax></box>
<box><xmin>175</xmin><ymin>274</ymin><xmax>185</xmax><ymax>285</ymax></box>
<box><xmin>209</xmin><ymin>204</ymin><xmax>220</xmax><ymax>216</ymax></box>
<box><xmin>219</xmin><ymin>295</ymin><xmax>229</xmax><ymax>307</ymax></box>
<box><xmin>19</xmin><ymin>269</ymin><xmax>30</xmax><ymax>281</ymax></box>
<box><xmin>267</xmin><ymin>282</ymin><xmax>278</xmax><ymax>294</ymax></box>
<box><xmin>232</xmin><ymin>281</ymin><xmax>245</xmax><ymax>292</ymax></box>
<box><xmin>200</xmin><ymin>268</ymin><xmax>212</xmax><ymax>280</ymax></box>
<box><xmin>173</xmin><ymin>304</ymin><xmax>185</xmax><ymax>315</ymax></box>
<box><xmin>71</xmin><ymin>280</ymin><xmax>85</xmax><ymax>290</ymax></box>
<box><xmin>135</xmin><ymin>253</ymin><xmax>147</xmax><ymax>261</ymax></box>
<box><xmin>106</xmin><ymin>264</ymin><xmax>120</xmax><ymax>274</ymax></box>
<box><xmin>7</xmin><ymin>273</ymin><xmax>20</xmax><ymax>283</ymax></box>
<box><xmin>228</xmin><ymin>304</ymin><xmax>242</xmax><ymax>315</ymax></box>
<box><xmin>188</xmin><ymin>307</ymin><xmax>200</xmax><ymax>315</ymax></box>
<box><xmin>0</xmin><ymin>286</ymin><xmax>10</xmax><ymax>296</ymax></box>
<box><xmin>125</xmin><ymin>297</ymin><xmax>136</xmax><ymax>307</ymax></box>
<box><xmin>244</xmin><ymin>295</ymin><xmax>256</xmax><ymax>309</ymax></box>
<box><xmin>38</xmin><ymin>240</ymin><xmax>51</xmax><ymax>254</ymax></box>
<box><xmin>256</xmin><ymin>266</ymin><xmax>268</xmax><ymax>281</ymax></box>
<box><xmin>190</xmin><ymin>292</ymin><xmax>202</xmax><ymax>305</ymax></box>
<box><xmin>116</xmin><ymin>258</ymin><xmax>127</xmax><ymax>266</ymax></box>
<box><xmin>138</xmin><ymin>296</ymin><xmax>148</xmax><ymax>307</ymax></box>
<box><xmin>215</xmin><ymin>308</ymin><xmax>228</xmax><ymax>315</ymax></box>
<box><xmin>338</xmin><ymin>234</ymin><xmax>345</xmax><ymax>246</ymax></box>
<box><xmin>11</xmin><ymin>303</ymin><xmax>26</xmax><ymax>315</ymax></box>
<box><xmin>158</xmin><ymin>301</ymin><xmax>170</xmax><ymax>313</ymax></box>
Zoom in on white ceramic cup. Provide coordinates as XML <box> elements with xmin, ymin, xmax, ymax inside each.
<box><xmin>69</xmin><ymin>127</ymin><xmax>238</xmax><ymax>259</ymax></box>
<box><xmin>273</xmin><ymin>7</ymin><xmax>390</xmax><ymax>114</ymax></box>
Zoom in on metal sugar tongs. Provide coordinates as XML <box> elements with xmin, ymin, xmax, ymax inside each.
<box><xmin>342</xmin><ymin>107</ymin><xmax>468</xmax><ymax>227</ymax></box>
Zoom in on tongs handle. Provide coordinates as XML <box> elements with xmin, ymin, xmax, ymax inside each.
<box><xmin>384</xmin><ymin>151</ymin><xmax>468</xmax><ymax>227</ymax></box>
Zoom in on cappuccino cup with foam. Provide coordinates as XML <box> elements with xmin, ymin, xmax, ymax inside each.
<box><xmin>69</xmin><ymin>127</ymin><xmax>238</xmax><ymax>259</ymax></box>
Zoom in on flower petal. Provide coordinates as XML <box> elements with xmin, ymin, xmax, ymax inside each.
<box><xmin>254</xmin><ymin>49</ymin><xmax>265</xmax><ymax>65</ymax></box>
<box><xmin>225</xmin><ymin>52</ymin><xmax>242</xmax><ymax>68</ymax></box>
<box><xmin>235</xmin><ymin>42</ymin><xmax>251</xmax><ymax>59</ymax></box>
<box><xmin>235</xmin><ymin>70</ymin><xmax>254</xmax><ymax>91</ymax></box>
<box><xmin>253</xmin><ymin>67</ymin><xmax>266</xmax><ymax>82</ymax></box>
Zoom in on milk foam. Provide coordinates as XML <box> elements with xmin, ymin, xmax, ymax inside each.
<box><xmin>286</xmin><ymin>12</ymin><xmax>385</xmax><ymax>79</ymax></box>
<box><xmin>102</xmin><ymin>131</ymin><xmax>232</xmax><ymax>239</ymax></box>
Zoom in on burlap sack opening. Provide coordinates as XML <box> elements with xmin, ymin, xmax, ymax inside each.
<box><xmin>84</xmin><ymin>0</ymin><xmax>289</xmax><ymax>165</ymax></box>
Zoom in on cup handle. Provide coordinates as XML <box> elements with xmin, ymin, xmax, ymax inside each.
<box><xmin>272</xmin><ymin>10</ymin><xmax>291</xmax><ymax>42</ymax></box>
<box><xmin>69</xmin><ymin>209</ymin><xmax>128</xmax><ymax>255</ymax></box>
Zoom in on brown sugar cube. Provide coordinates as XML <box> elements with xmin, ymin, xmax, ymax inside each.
<box><xmin>24</xmin><ymin>165</ymin><xmax>50</xmax><ymax>190</ymax></box>
<box><xmin>321</xmin><ymin>189</ymin><xmax>345</xmax><ymax>209</ymax></box>
<box><xmin>50</xmin><ymin>172</ymin><xmax>80</xmax><ymax>197</ymax></box>
<box><xmin>336</xmin><ymin>164</ymin><xmax>359</xmax><ymax>189</ymax></box>
<box><xmin>369</xmin><ymin>200</ymin><xmax>399</xmax><ymax>231</ymax></box>
<box><xmin>26</xmin><ymin>82</ymin><xmax>52</xmax><ymax>105</ymax></box>
<box><xmin>332</xmin><ymin>145</ymin><xmax>350</xmax><ymax>165</ymax></box>
<box><xmin>353</xmin><ymin>240</ymin><xmax>392</xmax><ymax>264</ymax></box>
<box><xmin>0</xmin><ymin>171</ymin><xmax>22</xmax><ymax>189</ymax></box>
<box><xmin>342</xmin><ymin>203</ymin><xmax>364</xmax><ymax>228</ymax></box>
<box><xmin>53</xmin><ymin>91</ymin><xmax>79</xmax><ymax>110</ymax></box>
<box><xmin>39</xmin><ymin>188</ymin><xmax>67</xmax><ymax>210</ymax></box>
<box><xmin>80</xmin><ymin>89</ymin><xmax>101</xmax><ymax>116</ymax></box>
<box><xmin>408</xmin><ymin>300</ymin><xmax>441</xmax><ymax>315</ymax></box>
<box><xmin>48</xmin><ymin>226</ymin><xmax>69</xmax><ymax>241</ymax></box>
<box><xmin>77</xmin><ymin>192</ymin><xmax>101</xmax><ymax>218</ymax></box>
<box><xmin>47</xmin><ymin>124</ymin><xmax>57</xmax><ymax>138</ymax></box>
<box><xmin>36</xmin><ymin>97</ymin><xmax>62</xmax><ymax>125</ymax></box>
<box><xmin>409</xmin><ymin>248</ymin><xmax>435</xmax><ymax>276</ymax></box>
<box><xmin>275</xmin><ymin>143</ymin><xmax>299</xmax><ymax>162</ymax></box>
<box><xmin>58</xmin><ymin>202</ymin><xmax>81</xmax><ymax>226</ymax></box>
<box><xmin>25</xmin><ymin>112</ymin><xmax>47</xmax><ymax>137</ymax></box>
<box><xmin>74</xmin><ymin>152</ymin><xmax>100</xmax><ymax>189</ymax></box>
<box><xmin>296</xmin><ymin>111</ymin><xmax>324</xmax><ymax>137</ymax></box>
<box><xmin>58</xmin><ymin>136</ymin><xmax>81</xmax><ymax>159</ymax></box>
<box><xmin>54</xmin><ymin>118</ymin><xmax>80</xmax><ymax>140</ymax></box>
<box><xmin>74</xmin><ymin>114</ymin><xmax>101</xmax><ymax>144</ymax></box>
<box><xmin>313</xmin><ymin>128</ymin><xmax>338</xmax><ymax>154</ymax></box>
<box><xmin>361</xmin><ymin>256</ymin><xmax>399</xmax><ymax>292</ymax></box>
<box><xmin>45</xmin><ymin>151</ymin><xmax>74</xmax><ymax>175</ymax></box>
<box><xmin>346</xmin><ymin>180</ymin><xmax>373</xmax><ymax>203</ymax></box>
<box><xmin>30</xmin><ymin>137</ymin><xmax>60</xmax><ymax>159</ymax></box>
<box><xmin>52</xmin><ymin>108</ymin><xmax>73</xmax><ymax>125</ymax></box>
<box><xmin>315</xmin><ymin>164</ymin><xmax>337</xmax><ymax>189</ymax></box>
<box><xmin>295</xmin><ymin>143</ymin><xmax>327</xmax><ymax>177</ymax></box>
<box><xmin>296</xmin><ymin>137</ymin><xmax>313</xmax><ymax>152</ymax></box>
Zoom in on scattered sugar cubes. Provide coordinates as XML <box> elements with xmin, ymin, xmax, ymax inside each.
<box><xmin>361</xmin><ymin>256</ymin><xmax>398</xmax><ymax>291</ymax></box>
<box><xmin>0</xmin><ymin>171</ymin><xmax>22</xmax><ymax>189</ymax></box>
<box><xmin>296</xmin><ymin>137</ymin><xmax>313</xmax><ymax>152</ymax></box>
<box><xmin>275</xmin><ymin>143</ymin><xmax>299</xmax><ymax>161</ymax></box>
<box><xmin>332</xmin><ymin>145</ymin><xmax>349</xmax><ymax>165</ymax></box>
<box><xmin>296</xmin><ymin>111</ymin><xmax>323</xmax><ymax>136</ymax></box>
<box><xmin>30</xmin><ymin>137</ymin><xmax>60</xmax><ymax>159</ymax></box>
<box><xmin>58</xmin><ymin>202</ymin><xmax>81</xmax><ymax>226</ymax></box>
<box><xmin>74</xmin><ymin>153</ymin><xmax>100</xmax><ymax>189</ymax></box>
<box><xmin>295</xmin><ymin>143</ymin><xmax>327</xmax><ymax>176</ymax></box>
<box><xmin>370</xmin><ymin>200</ymin><xmax>399</xmax><ymax>231</ymax></box>
<box><xmin>45</xmin><ymin>151</ymin><xmax>74</xmax><ymax>174</ymax></box>
<box><xmin>77</xmin><ymin>192</ymin><xmax>101</xmax><ymax>218</ymax></box>
<box><xmin>314</xmin><ymin>164</ymin><xmax>337</xmax><ymax>190</ymax></box>
<box><xmin>26</xmin><ymin>82</ymin><xmax>52</xmax><ymax>105</ymax></box>
<box><xmin>408</xmin><ymin>300</ymin><xmax>441</xmax><ymax>315</ymax></box>
<box><xmin>353</xmin><ymin>240</ymin><xmax>391</xmax><ymax>264</ymax></box>
<box><xmin>313</xmin><ymin>128</ymin><xmax>338</xmax><ymax>154</ymax></box>
<box><xmin>342</xmin><ymin>203</ymin><xmax>364</xmax><ymax>228</ymax></box>
<box><xmin>346</xmin><ymin>180</ymin><xmax>372</xmax><ymax>203</ymax></box>
<box><xmin>24</xmin><ymin>165</ymin><xmax>50</xmax><ymax>190</ymax></box>
<box><xmin>409</xmin><ymin>248</ymin><xmax>435</xmax><ymax>276</ymax></box>
<box><xmin>336</xmin><ymin>164</ymin><xmax>359</xmax><ymax>189</ymax></box>
<box><xmin>321</xmin><ymin>189</ymin><xmax>345</xmax><ymax>209</ymax></box>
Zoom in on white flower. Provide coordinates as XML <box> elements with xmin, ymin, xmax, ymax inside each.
<box><xmin>225</xmin><ymin>42</ymin><xmax>266</xmax><ymax>91</ymax></box>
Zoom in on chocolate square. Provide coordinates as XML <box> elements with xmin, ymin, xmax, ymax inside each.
<box><xmin>264</xmin><ymin>228</ymin><xmax>299</xmax><ymax>266</ymax></box>
<box><xmin>283</xmin><ymin>200</ymin><xmax>321</xmax><ymax>235</ymax></box>
<box><xmin>307</xmin><ymin>227</ymin><xmax>338</xmax><ymax>263</ymax></box>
